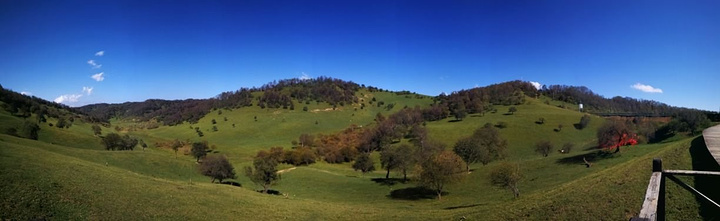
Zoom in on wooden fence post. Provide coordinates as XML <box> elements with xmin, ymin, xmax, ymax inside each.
<box><xmin>653</xmin><ymin>158</ymin><xmax>665</xmax><ymax>221</ymax></box>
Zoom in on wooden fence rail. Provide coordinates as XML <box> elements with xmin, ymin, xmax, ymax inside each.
<box><xmin>632</xmin><ymin>158</ymin><xmax>720</xmax><ymax>221</ymax></box>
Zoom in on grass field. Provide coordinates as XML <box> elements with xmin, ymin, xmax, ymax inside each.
<box><xmin>1</xmin><ymin>94</ymin><xmax>717</xmax><ymax>220</ymax></box>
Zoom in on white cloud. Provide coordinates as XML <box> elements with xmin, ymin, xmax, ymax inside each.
<box><xmin>300</xmin><ymin>72</ymin><xmax>311</xmax><ymax>80</ymax></box>
<box><xmin>20</xmin><ymin>91</ymin><xmax>32</xmax><ymax>96</ymax></box>
<box><xmin>530</xmin><ymin>81</ymin><xmax>542</xmax><ymax>90</ymax></box>
<box><xmin>82</xmin><ymin>86</ymin><xmax>93</xmax><ymax>95</ymax></box>
<box><xmin>95</xmin><ymin>51</ymin><xmax>104</xmax><ymax>56</ymax></box>
<box><xmin>631</xmin><ymin>83</ymin><xmax>663</xmax><ymax>93</ymax></box>
<box><xmin>87</xmin><ymin>59</ymin><xmax>102</xmax><ymax>69</ymax></box>
<box><xmin>91</xmin><ymin>72</ymin><xmax>105</xmax><ymax>81</ymax></box>
<box><xmin>54</xmin><ymin>94</ymin><xmax>83</xmax><ymax>104</ymax></box>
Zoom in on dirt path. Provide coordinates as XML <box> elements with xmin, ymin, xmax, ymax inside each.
<box><xmin>276</xmin><ymin>167</ymin><xmax>296</xmax><ymax>174</ymax></box>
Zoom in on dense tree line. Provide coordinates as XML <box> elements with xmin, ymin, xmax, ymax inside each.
<box><xmin>0</xmin><ymin>85</ymin><xmax>96</xmax><ymax>126</ymax></box>
<box><xmin>417</xmin><ymin>81</ymin><xmax>538</xmax><ymax>122</ymax></box>
<box><xmin>540</xmin><ymin>84</ymin><xmax>698</xmax><ymax>116</ymax></box>
<box><xmin>76</xmin><ymin>77</ymin><xmax>363</xmax><ymax>125</ymax></box>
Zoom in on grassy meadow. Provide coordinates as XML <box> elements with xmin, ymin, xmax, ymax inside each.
<box><xmin>1</xmin><ymin>93</ymin><xmax>715</xmax><ymax>220</ymax></box>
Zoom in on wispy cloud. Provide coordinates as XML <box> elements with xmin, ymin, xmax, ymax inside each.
<box><xmin>91</xmin><ymin>72</ymin><xmax>105</xmax><ymax>81</ymax></box>
<box><xmin>20</xmin><ymin>91</ymin><xmax>32</xmax><ymax>96</ymax></box>
<box><xmin>87</xmin><ymin>59</ymin><xmax>102</xmax><ymax>69</ymax></box>
<box><xmin>82</xmin><ymin>86</ymin><xmax>93</xmax><ymax>95</ymax></box>
<box><xmin>300</xmin><ymin>72</ymin><xmax>311</xmax><ymax>80</ymax></box>
<box><xmin>631</xmin><ymin>83</ymin><xmax>663</xmax><ymax>93</ymax></box>
<box><xmin>95</xmin><ymin>51</ymin><xmax>104</xmax><ymax>56</ymax></box>
<box><xmin>530</xmin><ymin>81</ymin><xmax>542</xmax><ymax>90</ymax></box>
<box><xmin>54</xmin><ymin>94</ymin><xmax>82</xmax><ymax>104</ymax></box>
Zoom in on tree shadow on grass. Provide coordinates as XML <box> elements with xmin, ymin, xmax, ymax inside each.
<box><xmin>444</xmin><ymin>203</ymin><xmax>485</xmax><ymax>210</ymax></box>
<box><xmin>448</xmin><ymin>119</ymin><xmax>462</xmax><ymax>123</ymax></box>
<box><xmin>688</xmin><ymin>136</ymin><xmax>720</xmax><ymax>220</ymax></box>
<box><xmin>583</xmin><ymin>145</ymin><xmax>600</xmax><ymax>151</ymax></box>
<box><xmin>371</xmin><ymin>178</ymin><xmax>407</xmax><ymax>186</ymax></box>
<box><xmin>220</xmin><ymin>181</ymin><xmax>241</xmax><ymax>187</ymax></box>
<box><xmin>555</xmin><ymin>150</ymin><xmax>617</xmax><ymax>165</ymax></box>
<box><xmin>256</xmin><ymin>189</ymin><xmax>282</xmax><ymax>195</ymax></box>
<box><xmin>387</xmin><ymin>187</ymin><xmax>444</xmax><ymax>200</ymax></box>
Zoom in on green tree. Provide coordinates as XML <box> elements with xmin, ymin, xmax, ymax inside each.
<box><xmin>489</xmin><ymin>161</ymin><xmax>522</xmax><ymax>198</ymax></box>
<box><xmin>245</xmin><ymin>150</ymin><xmax>280</xmax><ymax>193</ymax></box>
<box><xmin>508</xmin><ymin>106</ymin><xmax>517</xmax><ymax>115</ymax></box>
<box><xmin>453</xmin><ymin>136</ymin><xmax>482</xmax><ymax>172</ymax></box>
<box><xmin>417</xmin><ymin>150</ymin><xmax>466</xmax><ymax>200</ymax></box>
<box><xmin>101</xmin><ymin>133</ymin><xmax>138</xmax><ymax>151</ymax></box>
<box><xmin>473</xmin><ymin>124</ymin><xmax>508</xmax><ymax>165</ymax></box>
<box><xmin>56</xmin><ymin>117</ymin><xmax>67</xmax><ymax>128</ymax></box>
<box><xmin>102</xmin><ymin>133</ymin><xmax>123</xmax><ymax>150</ymax></box>
<box><xmin>676</xmin><ymin>111</ymin><xmax>711</xmax><ymax>135</ymax></box>
<box><xmin>191</xmin><ymin>141</ymin><xmax>209</xmax><ymax>162</ymax></box>
<box><xmin>353</xmin><ymin>153</ymin><xmax>375</xmax><ymax>175</ymax></box>
<box><xmin>534</xmin><ymin>141</ymin><xmax>553</xmax><ymax>157</ymax></box>
<box><xmin>200</xmin><ymin>154</ymin><xmax>236</xmax><ymax>183</ymax></box>
<box><xmin>453</xmin><ymin>103</ymin><xmax>467</xmax><ymax>121</ymax></box>
<box><xmin>394</xmin><ymin>144</ymin><xmax>414</xmax><ymax>181</ymax></box>
<box><xmin>380</xmin><ymin>145</ymin><xmax>412</xmax><ymax>179</ymax></box>
<box><xmin>91</xmin><ymin>125</ymin><xmax>102</xmax><ymax>136</ymax></box>
<box><xmin>19</xmin><ymin>121</ymin><xmax>40</xmax><ymax>140</ymax></box>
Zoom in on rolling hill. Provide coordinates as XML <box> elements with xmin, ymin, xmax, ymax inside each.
<box><xmin>0</xmin><ymin>78</ymin><xmax>716</xmax><ymax>220</ymax></box>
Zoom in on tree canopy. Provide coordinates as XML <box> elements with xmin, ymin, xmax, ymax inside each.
<box><xmin>417</xmin><ymin>150</ymin><xmax>466</xmax><ymax>200</ymax></box>
<box><xmin>199</xmin><ymin>155</ymin><xmax>236</xmax><ymax>183</ymax></box>
<box><xmin>245</xmin><ymin>150</ymin><xmax>280</xmax><ymax>193</ymax></box>
<box><xmin>101</xmin><ymin>133</ymin><xmax>138</xmax><ymax>151</ymax></box>
<box><xmin>489</xmin><ymin>162</ymin><xmax>522</xmax><ymax>198</ymax></box>
<box><xmin>352</xmin><ymin>153</ymin><xmax>375</xmax><ymax>175</ymax></box>
<box><xmin>191</xmin><ymin>141</ymin><xmax>209</xmax><ymax>162</ymax></box>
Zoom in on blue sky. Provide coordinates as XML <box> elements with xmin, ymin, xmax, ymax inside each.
<box><xmin>1</xmin><ymin>0</ymin><xmax>718</xmax><ymax>111</ymax></box>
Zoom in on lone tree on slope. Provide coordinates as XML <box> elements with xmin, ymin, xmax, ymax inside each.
<box><xmin>244</xmin><ymin>150</ymin><xmax>280</xmax><ymax>193</ymax></box>
<box><xmin>508</xmin><ymin>106</ymin><xmax>518</xmax><ymax>115</ymax></box>
<box><xmin>417</xmin><ymin>150</ymin><xmax>466</xmax><ymax>200</ymax></box>
<box><xmin>489</xmin><ymin>161</ymin><xmax>522</xmax><ymax>198</ymax></box>
<box><xmin>353</xmin><ymin>153</ymin><xmax>375</xmax><ymax>175</ymax></box>
<box><xmin>534</xmin><ymin>141</ymin><xmax>553</xmax><ymax>157</ymax></box>
<box><xmin>199</xmin><ymin>154</ymin><xmax>236</xmax><ymax>183</ymax></box>
<box><xmin>191</xmin><ymin>141</ymin><xmax>209</xmax><ymax>162</ymax></box>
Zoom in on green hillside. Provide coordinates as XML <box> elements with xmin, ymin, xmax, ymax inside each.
<box><xmin>1</xmin><ymin>91</ymin><xmax>715</xmax><ymax>220</ymax></box>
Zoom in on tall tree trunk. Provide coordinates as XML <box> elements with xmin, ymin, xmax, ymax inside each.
<box><xmin>386</xmin><ymin>168</ymin><xmax>390</xmax><ymax>179</ymax></box>
<box><xmin>403</xmin><ymin>169</ymin><xmax>407</xmax><ymax>181</ymax></box>
<box><xmin>466</xmin><ymin>164</ymin><xmax>470</xmax><ymax>173</ymax></box>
